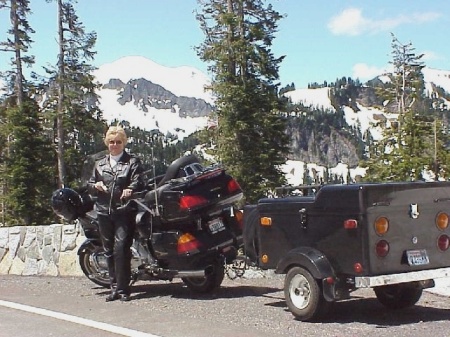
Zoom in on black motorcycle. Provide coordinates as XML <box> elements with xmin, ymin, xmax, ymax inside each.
<box><xmin>51</xmin><ymin>154</ymin><xmax>246</xmax><ymax>293</ymax></box>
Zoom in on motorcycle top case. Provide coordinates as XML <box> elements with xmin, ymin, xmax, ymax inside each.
<box><xmin>154</xmin><ymin>167</ymin><xmax>243</xmax><ymax>224</ymax></box>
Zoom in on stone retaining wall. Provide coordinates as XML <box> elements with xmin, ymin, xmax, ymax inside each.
<box><xmin>0</xmin><ymin>223</ymin><xmax>85</xmax><ymax>277</ymax></box>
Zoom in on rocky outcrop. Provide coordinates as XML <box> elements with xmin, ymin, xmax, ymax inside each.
<box><xmin>0</xmin><ymin>224</ymin><xmax>84</xmax><ymax>276</ymax></box>
<box><xmin>104</xmin><ymin>78</ymin><xmax>213</xmax><ymax>117</ymax></box>
<box><xmin>288</xmin><ymin>128</ymin><xmax>360</xmax><ymax>167</ymax></box>
<box><xmin>356</xmin><ymin>86</ymin><xmax>384</xmax><ymax>108</ymax></box>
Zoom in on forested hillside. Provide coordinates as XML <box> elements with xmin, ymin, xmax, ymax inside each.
<box><xmin>281</xmin><ymin>73</ymin><xmax>450</xmax><ymax>172</ymax></box>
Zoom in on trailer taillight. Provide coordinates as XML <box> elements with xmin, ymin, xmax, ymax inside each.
<box><xmin>179</xmin><ymin>195</ymin><xmax>208</xmax><ymax>210</ymax></box>
<box><xmin>376</xmin><ymin>240</ymin><xmax>390</xmax><ymax>257</ymax></box>
<box><xmin>436</xmin><ymin>212</ymin><xmax>449</xmax><ymax>231</ymax></box>
<box><xmin>353</xmin><ymin>263</ymin><xmax>363</xmax><ymax>274</ymax></box>
<box><xmin>177</xmin><ymin>233</ymin><xmax>201</xmax><ymax>254</ymax></box>
<box><xmin>374</xmin><ymin>217</ymin><xmax>389</xmax><ymax>235</ymax></box>
<box><xmin>437</xmin><ymin>235</ymin><xmax>450</xmax><ymax>251</ymax></box>
<box><xmin>344</xmin><ymin>219</ymin><xmax>358</xmax><ymax>229</ymax></box>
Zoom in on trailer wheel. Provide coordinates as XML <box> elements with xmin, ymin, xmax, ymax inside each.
<box><xmin>284</xmin><ymin>266</ymin><xmax>329</xmax><ymax>321</ymax></box>
<box><xmin>374</xmin><ymin>283</ymin><xmax>423</xmax><ymax>309</ymax></box>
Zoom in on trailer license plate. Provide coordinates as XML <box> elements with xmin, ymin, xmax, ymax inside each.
<box><xmin>406</xmin><ymin>249</ymin><xmax>429</xmax><ymax>266</ymax></box>
<box><xmin>208</xmin><ymin>218</ymin><xmax>225</xmax><ymax>234</ymax></box>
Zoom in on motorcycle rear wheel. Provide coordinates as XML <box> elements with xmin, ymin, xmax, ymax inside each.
<box><xmin>182</xmin><ymin>261</ymin><xmax>225</xmax><ymax>294</ymax></box>
<box><xmin>79</xmin><ymin>245</ymin><xmax>110</xmax><ymax>289</ymax></box>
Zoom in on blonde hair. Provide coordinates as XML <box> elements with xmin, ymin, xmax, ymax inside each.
<box><xmin>104</xmin><ymin>126</ymin><xmax>128</xmax><ymax>146</ymax></box>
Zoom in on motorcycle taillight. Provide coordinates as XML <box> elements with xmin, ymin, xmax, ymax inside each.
<box><xmin>177</xmin><ymin>233</ymin><xmax>202</xmax><ymax>254</ymax></box>
<box><xmin>179</xmin><ymin>195</ymin><xmax>208</xmax><ymax>210</ymax></box>
<box><xmin>227</xmin><ymin>179</ymin><xmax>241</xmax><ymax>193</ymax></box>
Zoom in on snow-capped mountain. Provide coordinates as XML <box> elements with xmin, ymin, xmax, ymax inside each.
<box><xmin>95</xmin><ymin>56</ymin><xmax>214</xmax><ymax>104</ymax></box>
<box><xmin>93</xmin><ymin>56</ymin><xmax>214</xmax><ymax>141</ymax></box>
<box><xmin>284</xmin><ymin>68</ymin><xmax>450</xmax><ymax>142</ymax></box>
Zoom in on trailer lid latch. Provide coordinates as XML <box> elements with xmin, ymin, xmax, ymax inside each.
<box><xmin>410</xmin><ymin>203</ymin><xmax>419</xmax><ymax>219</ymax></box>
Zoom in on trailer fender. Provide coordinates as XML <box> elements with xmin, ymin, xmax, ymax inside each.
<box><xmin>276</xmin><ymin>247</ymin><xmax>337</xmax><ymax>301</ymax></box>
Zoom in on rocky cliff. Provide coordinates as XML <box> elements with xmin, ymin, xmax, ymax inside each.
<box><xmin>104</xmin><ymin>78</ymin><xmax>213</xmax><ymax>117</ymax></box>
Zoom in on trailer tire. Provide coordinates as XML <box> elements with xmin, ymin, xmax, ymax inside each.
<box><xmin>284</xmin><ymin>266</ymin><xmax>329</xmax><ymax>321</ymax></box>
<box><xmin>374</xmin><ymin>283</ymin><xmax>423</xmax><ymax>309</ymax></box>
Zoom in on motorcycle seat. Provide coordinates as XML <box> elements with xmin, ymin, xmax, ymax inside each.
<box><xmin>156</xmin><ymin>154</ymin><xmax>200</xmax><ymax>187</ymax></box>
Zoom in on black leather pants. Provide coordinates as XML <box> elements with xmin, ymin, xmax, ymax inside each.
<box><xmin>97</xmin><ymin>212</ymin><xmax>135</xmax><ymax>295</ymax></box>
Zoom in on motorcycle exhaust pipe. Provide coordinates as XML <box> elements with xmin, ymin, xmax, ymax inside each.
<box><xmin>175</xmin><ymin>270</ymin><xmax>206</xmax><ymax>278</ymax></box>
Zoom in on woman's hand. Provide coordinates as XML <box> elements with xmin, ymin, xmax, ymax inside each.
<box><xmin>121</xmin><ymin>188</ymin><xmax>133</xmax><ymax>199</ymax></box>
<box><xmin>95</xmin><ymin>181</ymin><xmax>108</xmax><ymax>192</ymax></box>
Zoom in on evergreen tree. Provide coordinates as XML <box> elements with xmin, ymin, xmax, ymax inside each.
<box><xmin>279</xmin><ymin>82</ymin><xmax>295</xmax><ymax>96</ymax></box>
<box><xmin>40</xmin><ymin>0</ymin><xmax>104</xmax><ymax>188</ymax></box>
<box><xmin>0</xmin><ymin>99</ymin><xmax>55</xmax><ymax>225</ymax></box>
<box><xmin>363</xmin><ymin>34</ymin><xmax>450</xmax><ymax>181</ymax></box>
<box><xmin>0</xmin><ymin>0</ymin><xmax>54</xmax><ymax>225</ymax></box>
<box><xmin>0</xmin><ymin>0</ymin><xmax>35</xmax><ymax>104</ymax></box>
<box><xmin>196</xmin><ymin>0</ymin><xmax>290</xmax><ymax>203</ymax></box>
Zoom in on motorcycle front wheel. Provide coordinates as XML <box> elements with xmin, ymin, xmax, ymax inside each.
<box><xmin>79</xmin><ymin>245</ymin><xmax>110</xmax><ymax>288</ymax></box>
<box><xmin>182</xmin><ymin>261</ymin><xmax>225</xmax><ymax>294</ymax></box>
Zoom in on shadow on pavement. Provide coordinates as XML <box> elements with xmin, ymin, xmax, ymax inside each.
<box><xmin>263</xmin><ymin>293</ymin><xmax>450</xmax><ymax>325</ymax></box>
<box><xmin>93</xmin><ymin>279</ymin><xmax>281</xmax><ymax>302</ymax></box>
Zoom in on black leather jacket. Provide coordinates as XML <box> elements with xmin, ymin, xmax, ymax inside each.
<box><xmin>87</xmin><ymin>151</ymin><xmax>145</xmax><ymax>215</ymax></box>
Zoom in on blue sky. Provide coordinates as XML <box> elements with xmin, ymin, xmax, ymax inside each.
<box><xmin>1</xmin><ymin>0</ymin><xmax>449</xmax><ymax>88</ymax></box>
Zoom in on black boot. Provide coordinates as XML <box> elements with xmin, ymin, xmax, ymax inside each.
<box><xmin>107</xmin><ymin>290</ymin><xmax>130</xmax><ymax>302</ymax></box>
<box><xmin>106</xmin><ymin>282</ymin><xmax>119</xmax><ymax>302</ymax></box>
<box><xmin>119</xmin><ymin>293</ymin><xmax>131</xmax><ymax>302</ymax></box>
<box><xmin>105</xmin><ymin>290</ymin><xmax>120</xmax><ymax>302</ymax></box>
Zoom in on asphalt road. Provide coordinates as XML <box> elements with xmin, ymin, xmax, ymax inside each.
<box><xmin>1</xmin><ymin>274</ymin><xmax>449</xmax><ymax>337</ymax></box>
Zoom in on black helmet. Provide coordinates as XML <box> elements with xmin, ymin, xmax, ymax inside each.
<box><xmin>51</xmin><ymin>188</ymin><xmax>83</xmax><ymax>221</ymax></box>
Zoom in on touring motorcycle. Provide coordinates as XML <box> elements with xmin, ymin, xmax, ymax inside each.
<box><xmin>51</xmin><ymin>154</ymin><xmax>246</xmax><ymax>293</ymax></box>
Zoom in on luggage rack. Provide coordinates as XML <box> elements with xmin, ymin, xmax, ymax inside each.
<box><xmin>274</xmin><ymin>184</ymin><xmax>323</xmax><ymax>197</ymax></box>
<box><xmin>169</xmin><ymin>163</ymin><xmax>224</xmax><ymax>185</ymax></box>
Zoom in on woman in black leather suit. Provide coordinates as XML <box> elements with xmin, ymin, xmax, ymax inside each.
<box><xmin>87</xmin><ymin>126</ymin><xmax>144</xmax><ymax>302</ymax></box>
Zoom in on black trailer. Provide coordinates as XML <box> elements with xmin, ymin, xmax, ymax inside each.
<box><xmin>243</xmin><ymin>181</ymin><xmax>450</xmax><ymax>321</ymax></box>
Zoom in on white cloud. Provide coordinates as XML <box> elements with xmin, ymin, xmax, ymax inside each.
<box><xmin>352</xmin><ymin>63</ymin><xmax>386</xmax><ymax>80</ymax></box>
<box><xmin>328</xmin><ymin>8</ymin><xmax>441</xmax><ymax>36</ymax></box>
<box><xmin>328</xmin><ymin>8</ymin><xmax>368</xmax><ymax>36</ymax></box>
<box><xmin>422</xmin><ymin>50</ymin><xmax>444</xmax><ymax>62</ymax></box>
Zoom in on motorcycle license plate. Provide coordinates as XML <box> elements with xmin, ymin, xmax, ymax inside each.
<box><xmin>208</xmin><ymin>218</ymin><xmax>225</xmax><ymax>234</ymax></box>
<box><xmin>406</xmin><ymin>249</ymin><xmax>429</xmax><ymax>266</ymax></box>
